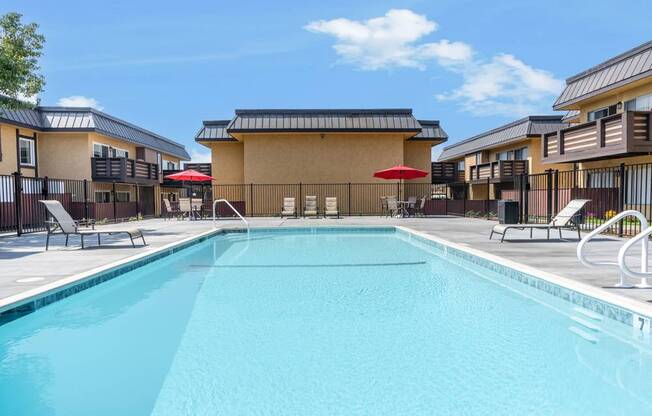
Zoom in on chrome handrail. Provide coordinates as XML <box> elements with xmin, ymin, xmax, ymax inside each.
<box><xmin>577</xmin><ymin>210</ymin><xmax>649</xmax><ymax>288</ymax></box>
<box><xmin>618</xmin><ymin>225</ymin><xmax>652</xmax><ymax>288</ymax></box>
<box><xmin>212</xmin><ymin>199</ymin><xmax>249</xmax><ymax>237</ymax></box>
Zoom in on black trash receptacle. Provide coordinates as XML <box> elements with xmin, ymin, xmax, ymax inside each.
<box><xmin>497</xmin><ymin>200</ymin><xmax>519</xmax><ymax>224</ymax></box>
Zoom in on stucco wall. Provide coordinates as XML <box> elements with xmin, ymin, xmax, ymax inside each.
<box><xmin>403</xmin><ymin>142</ymin><xmax>432</xmax><ymax>183</ymax></box>
<box><xmin>242</xmin><ymin>133</ymin><xmax>405</xmax><ymax>184</ymax></box>
<box><xmin>576</xmin><ymin>78</ymin><xmax>652</xmax><ymax>122</ymax></box>
<box><xmin>208</xmin><ymin>142</ymin><xmax>244</xmax><ymax>184</ymax></box>
<box><xmin>0</xmin><ymin>124</ymin><xmax>39</xmax><ymax>177</ymax></box>
<box><xmin>38</xmin><ymin>132</ymin><xmax>91</xmax><ymax>179</ymax></box>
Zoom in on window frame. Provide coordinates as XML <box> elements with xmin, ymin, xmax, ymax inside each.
<box><xmin>93</xmin><ymin>142</ymin><xmax>129</xmax><ymax>159</ymax></box>
<box><xmin>115</xmin><ymin>191</ymin><xmax>131</xmax><ymax>202</ymax></box>
<box><xmin>18</xmin><ymin>136</ymin><xmax>36</xmax><ymax>167</ymax></box>
<box><xmin>94</xmin><ymin>190</ymin><xmax>111</xmax><ymax>203</ymax></box>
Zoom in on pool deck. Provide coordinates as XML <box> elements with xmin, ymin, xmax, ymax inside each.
<box><xmin>1</xmin><ymin>216</ymin><xmax>650</xmax><ymax>311</ymax></box>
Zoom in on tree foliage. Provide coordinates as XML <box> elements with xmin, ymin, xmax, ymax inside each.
<box><xmin>0</xmin><ymin>12</ymin><xmax>45</xmax><ymax>108</ymax></box>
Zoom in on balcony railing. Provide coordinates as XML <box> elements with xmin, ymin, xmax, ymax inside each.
<box><xmin>542</xmin><ymin>111</ymin><xmax>652</xmax><ymax>163</ymax></box>
<box><xmin>469</xmin><ymin>160</ymin><xmax>528</xmax><ymax>183</ymax></box>
<box><xmin>91</xmin><ymin>157</ymin><xmax>159</xmax><ymax>185</ymax></box>
<box><xmin>431</xmin><ymin>162</ymin><xmax>463</xmax><ymax>183</ymax></box>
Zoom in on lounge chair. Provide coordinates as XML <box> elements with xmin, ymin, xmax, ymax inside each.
<box><xmin>304</xmin><ymin>195</ymin><xmax>319</xmax><ymax>217</ymax></box>
<box><xmin>324</xmin><ymin>197</ymin><xmax>339</xmax><ymax>218</ymax></box>
<box><xmin>162</xmin><ymin>198</ymin><xmax>182</xmax><ymax>220</ymax></box>
<box><xmin>40</xmin><ymin>200</ymin><xmax>146</xmax><ymax>250</ymax></box>
<box><xmin>281</xmin><ymin>197</ymin><xmax>297</xmax><ymax>218</ymax></box>
<box><xmin>489</xmin><ymin>199</ymin><xmax>590</xmax><ymax>242</ymax></box>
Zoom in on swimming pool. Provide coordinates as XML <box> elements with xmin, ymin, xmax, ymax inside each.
<box><xmin>1</xmin><ymin>227</ymin><xmax>651</xmax><ymax>415</ymax></box>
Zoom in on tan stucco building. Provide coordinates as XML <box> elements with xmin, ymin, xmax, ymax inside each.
<box><xmin>0</xmin><ymin>105</ymin><xmax>189</xmax><ymax>217</ymax></box>
<box><xmin>196</xmin><ymin>109</ymin><xmax>447</xmax><ymax>185</ymax></box>
<box><xmin>543</xmin><ymin>40</ymin><xmax>652</xmax><ymax>169</ymax></box>
<box><xmin>436</xmin><ymin>116</ymin><xmax>571</xmax><ymax>199</ymax></box>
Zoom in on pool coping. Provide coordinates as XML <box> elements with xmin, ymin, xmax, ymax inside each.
<box><xmin>0</xmin><ymin>227</ymin><xmax>225</xmax><ymax>320</ymax></box>
<box><xmin>395</xmin><ymin>225</ymin><xmax>652</xmax><ymax>331</ymax></box>
<box><xmin>1</xmin><ymin>224</ymin><xmax>651</xmax><ymax>332</ymax></box>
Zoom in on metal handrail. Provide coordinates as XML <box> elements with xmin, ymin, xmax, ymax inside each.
<box><xmin>618</xmin><ymin>225</ymin><xmax>652</xmax><ymax>288</ymax></box>
<box><xmin>213</xmin><ymin>199</ymin><xmax>249</xmax><ymax>237</ymax></box>
<box><xmin>577</xmin><ymin>210</ymin><xmax>649</xmax><ymax>288</ymax></box>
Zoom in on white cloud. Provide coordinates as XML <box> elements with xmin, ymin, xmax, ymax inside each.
<box><xmin>304</xmin><ymin>9</ymin><xmax>472</xmax><ymax>70</ymax></box>
<box><xmin>306</xmin><ymin>9</ymin><xmax>563</xmax><ymax>117</ymax></box>
<box><xmin>56</xmin><ymin>96</ymin><xmax>104</xmax><ymax>110</ymax></box>
<box><xmin>437</xmin><ymin>54</ymin><xmax>564</xmax><ymax>117</ymax></box>
<box><xmin>188</xmin><ymin>147</ymin><xmax>211</xmax><ymax>163</ymax></box>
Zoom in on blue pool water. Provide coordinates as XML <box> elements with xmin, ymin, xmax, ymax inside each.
<box><xmin>1</xmin><ymin>228</ymin><xmax>651</xmax><ymax>415</ymax></box>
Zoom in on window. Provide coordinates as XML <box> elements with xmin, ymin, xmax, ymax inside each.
<box><xmin>19</xmin><ymin>137</ymin><xmax>35</xmax><ymax>166</ymax></box>
<box><xmin>115</xmin><ymin>191</ymin><xmax>130</xmax><ymax>202</ymax></box>
<box><xmin>514</xmin><ymin>147</ymin><xmax>529</xmax><ymax>160</ymax></box>
<box><xmin>587</xmin><ymin>105</ymin><xmax>617</xmax><ymax>121</ymax></box>
<box><xmin>456</xmin><ymin>160</ymin><xmax>464</xmax><ymax>171</ymax></box>
<box><xmin>95</xmin><ymin>191</ymin><xmax>111</xmax><ymax>203</ymax></box>
<box><xmin>164</xmin><ymin>160</ymin><xmax>178</xmax><ymax>170</ymax></box>
<box><xmin>495</xmin><ymin>150</ymin><xmax>513</xmax><ymax>161</ymax></box>
<box><xmin>474</xmin><ymin>152</ymin><xmax>483</xmax><ymax>165</ymax></box>
<box><xmin>93</xmin><ymin>143</ymin><xmax>128</xmax><ymax>158</ymax></box>
<box><xmin>624</xmin><ymin>93</ymin><xmax>652</xmax><ymax>112</ymax></box>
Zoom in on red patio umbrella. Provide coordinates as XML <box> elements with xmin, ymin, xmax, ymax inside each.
<box><xmin>373</xmin><ymin>165</ymin><xmax>428</xmax><ymax>180</ymax></box>
<box><xmin>164</xmin><ymin>169</ymin><xmax>214</xmax><ymax>182</ymax></box>
<box><xmin>164</xmin><ymin>169</ymin><xmax>214</xmax><ymax>219</ymax></box>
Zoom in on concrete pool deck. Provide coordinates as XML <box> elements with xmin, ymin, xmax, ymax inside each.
<box><xmin>0</xmin><ymin>216</ymin><xmax>650</xmax><ymax>310</ymax></box>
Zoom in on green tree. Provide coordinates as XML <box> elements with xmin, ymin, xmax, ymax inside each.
<box><xmin>0</xmin><ymin>12</ymin><xmax>45</xmax><ymax>108</ymax></box>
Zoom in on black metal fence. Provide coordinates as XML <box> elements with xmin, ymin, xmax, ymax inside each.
<box><xmin>503</xmin><ymin>163</ymin><xmax>652</xmax><ymax>236</ymax></box>
<box><xmin>1</xmin><ymin>173</ymin><xmax>156</xmax><ymax>235</ymax></box>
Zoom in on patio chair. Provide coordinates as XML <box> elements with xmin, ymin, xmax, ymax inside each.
<box><xmin>162</xmin><ymin>198</ymin><xmax>182</xmax><ymax>220</ymax></box>
<box><xmin>413</xmin><ymin>196</ymin><xmax>427</xmax><ymax>217</ymax></box>
<box><xmin>40</xmin><ymin>200</ymin><xmax>146</xmax><ymax>250</ymax></box>
<box><xmin>380</xmin><ymin>196</ymin><xmax>388</xmax><ymax>216</ymax></box>
<box><xmin>178</xmin><ymin>198</ymin><xmax>191</xmax><ymax>219</ymax></box>
<box><xmin>489</xmin><ymin>199</ymin><xmax>590</xmax><ymax>242</ymax></box>
<box><xmin>281</xmin><ymin>197</ymin><xmax>297</xmax><ymax>218</ymax></box>
<box><xmin>406</xmin><ymin>196</ymin><xmax>417</xmax><ymax>216</ymax></box>
<box><xmin>386</xmin><ymin>196</ymin><xmax>399</xmax><ymax>217</ymax></box>
<box><xmin>304</xmin><ymin>195</ymin><xmax>319</xmax><ymax>217</ymax></box>
<box><xmin>324</xmin><ymin>197</ymin><xmax>339</xmax><ymax>218</ymax></box>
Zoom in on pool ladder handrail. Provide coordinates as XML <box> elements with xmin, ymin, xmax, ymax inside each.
<box><xmin>618</xmin><ymin>224</ymin><xmax>652</xmax><ymax>288</ymax></box>
<box><xmin>213</xmin><ymin>199</ymin><xmax>249</xmax><ymax>237</ymax></box>
<box><xmin>577</xmin><ymin>210</ymin><xmax>649</xmax><ymax>288</ymax></box>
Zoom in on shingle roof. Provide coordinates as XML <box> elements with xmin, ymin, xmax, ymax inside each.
<box><xmin>0</xmin><ymin>106</ymin><xmax>190</xmax><ymax>159</ymax></box>
<box><xmin>437</xmin><ymin>116</ymin><xmax>566</xmax><ymax>161</ymax></box>
<box><xmin>409</xmin><ymin>120</ymin><xmax>448</xmax><ymax>141</ymax></box>
<box><xmin>554</xmin><ymin>40</ymin><xmax>652</xmax><ymax>110</ymax></box>
<box><xmin>227</xmin><ymin>109</ymin><xmax>422</xmax><ymax>132</ymax></box>
<box><xmin>195</xmin><ymin>120</ymin><xmax>236</xmax><ymax>141</ymax></box>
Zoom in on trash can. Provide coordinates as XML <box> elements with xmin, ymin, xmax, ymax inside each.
<box><xmin>497</xmin><ymin>200</ymin><xmax>519</xmax><ymax>224</ymax></box>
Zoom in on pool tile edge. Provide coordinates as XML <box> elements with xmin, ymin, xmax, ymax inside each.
<box><xmin>395</xmin><ymin>225</ymin><xmax>652</xmax><ymax>328</ymax></box>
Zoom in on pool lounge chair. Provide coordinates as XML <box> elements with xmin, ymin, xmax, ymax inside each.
<box><xmin>304</xmin><ymin>195</ymin><xmax>319</xmax><ymax>217</ymax></box>
<box><xmin>281</xmin><ymin>197</ymin><xmax>297</xmax><ymax>218</ymax></box>
<box><xmin>324</xmin><ymin>197</ymin><xmax>339</xmax><ymax>218</ymax></box>
<box><xmin>489</xmin><ymin>199</ymin><xmax>590</xmax><ymax>242</ymax></box>
<box><xmin>40</xmin><ymin>200</ymin><xmax>146</xmax><ymax>250</ymax></box>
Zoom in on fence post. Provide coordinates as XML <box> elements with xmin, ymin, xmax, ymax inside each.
<box><xmin>249</xmin><ymin>183</ymin><xmax>253</xmax><ymax>216</ymax></box>
<box><xmin>546</xmin><ymin>169</ymin><xmax>553</xmax><ymax>223</ymax></box>
<box><xmin>348</xmin><ymin>182</ymin><xmax>351</xmax><ymax>216</ymax></box>
<box><xmin>463</xmin><ymin>183</ymin><xmax>467</xmax><ymax>216</ymax></box>
<box><xmin>83</xmin><ymin>179</ymin><xmax>89</xmax><ymax>221</ymax></box>
<box><xmin>135</xmin><ymin>185</ymin><xmax>140</xmax><ymax>218</ymax></box>
<box><xmin>618</xmin><ymin>163</ymin><xmax>626</xmax><ymax>236</ymax></box>
<box><xmin>299</xmin><ymin>183</ymin><xmax>302</xmax><ymax>217</ymax></box>
<box><xmin>13</xmin><ymin>172</ymin><xmax>22</xmax><ymax>236</ymax></box>
<box><xmin>553</xmin><ymin>169</ymin><xmax>559</xmax><ymax>217</ymax></box>
<box><xmin>112</xmin><ymin>181</ymin><xmax>117</xmax><ymax>222</ymax></box>
<box><xmin>42</xmin><ymin>176</ymin><xmax>49</xmax><ymax>200</ymax></box>
<box><xmin>485</xmin><ymin>177</ymin><xmax>490</xmax><ymax>219</ymax></box>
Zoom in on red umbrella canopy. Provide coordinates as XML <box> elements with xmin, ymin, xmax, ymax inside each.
<box><xmin>164</xmin><ymin>169</ymin><xmax>214</xmax><ymax>182</ymax></box>
<box><xmin>373</xmin><ymin>165</ymin><xmax>429</xmax><ymax>180</ymax></box>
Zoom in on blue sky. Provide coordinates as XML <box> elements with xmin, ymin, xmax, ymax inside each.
<box><xmin>3</xmin><ymin>0</ymin><xmax>651</xmax><ymax>161</ymax></box>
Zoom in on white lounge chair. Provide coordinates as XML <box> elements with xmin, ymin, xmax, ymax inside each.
<box><xmin>304</xmin><ymin>195</ymin><xmax>318</xmax><ymax>217</ymax></box>
<box><xmin>324</xmin><ymin>197</ymin><xmax>339</xmax><ymax>218</ymax></box>
<box><xmin>40</xmin><ymin>200</ymin><xmax>146</xmax><ymax>250</ymax></box>
<box><xmin>281</xmin><ymin>197</ymin><xmax>297</xmax><ymax>218</ymax></box>
<box><xmin>489</xmin><ymin>199</ymin><xmax>590</xmax><ymax>242</ymax></box>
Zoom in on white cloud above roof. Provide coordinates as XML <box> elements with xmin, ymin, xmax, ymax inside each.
<box><xmin>306</xmin><ymin>9</ymin><xmax>562</xmax><ymax>117</ymax></box>
<box><xmin>56</xmin><ymin>95</ymin><xmax>104</xmax><ymax>111</ymax></box>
